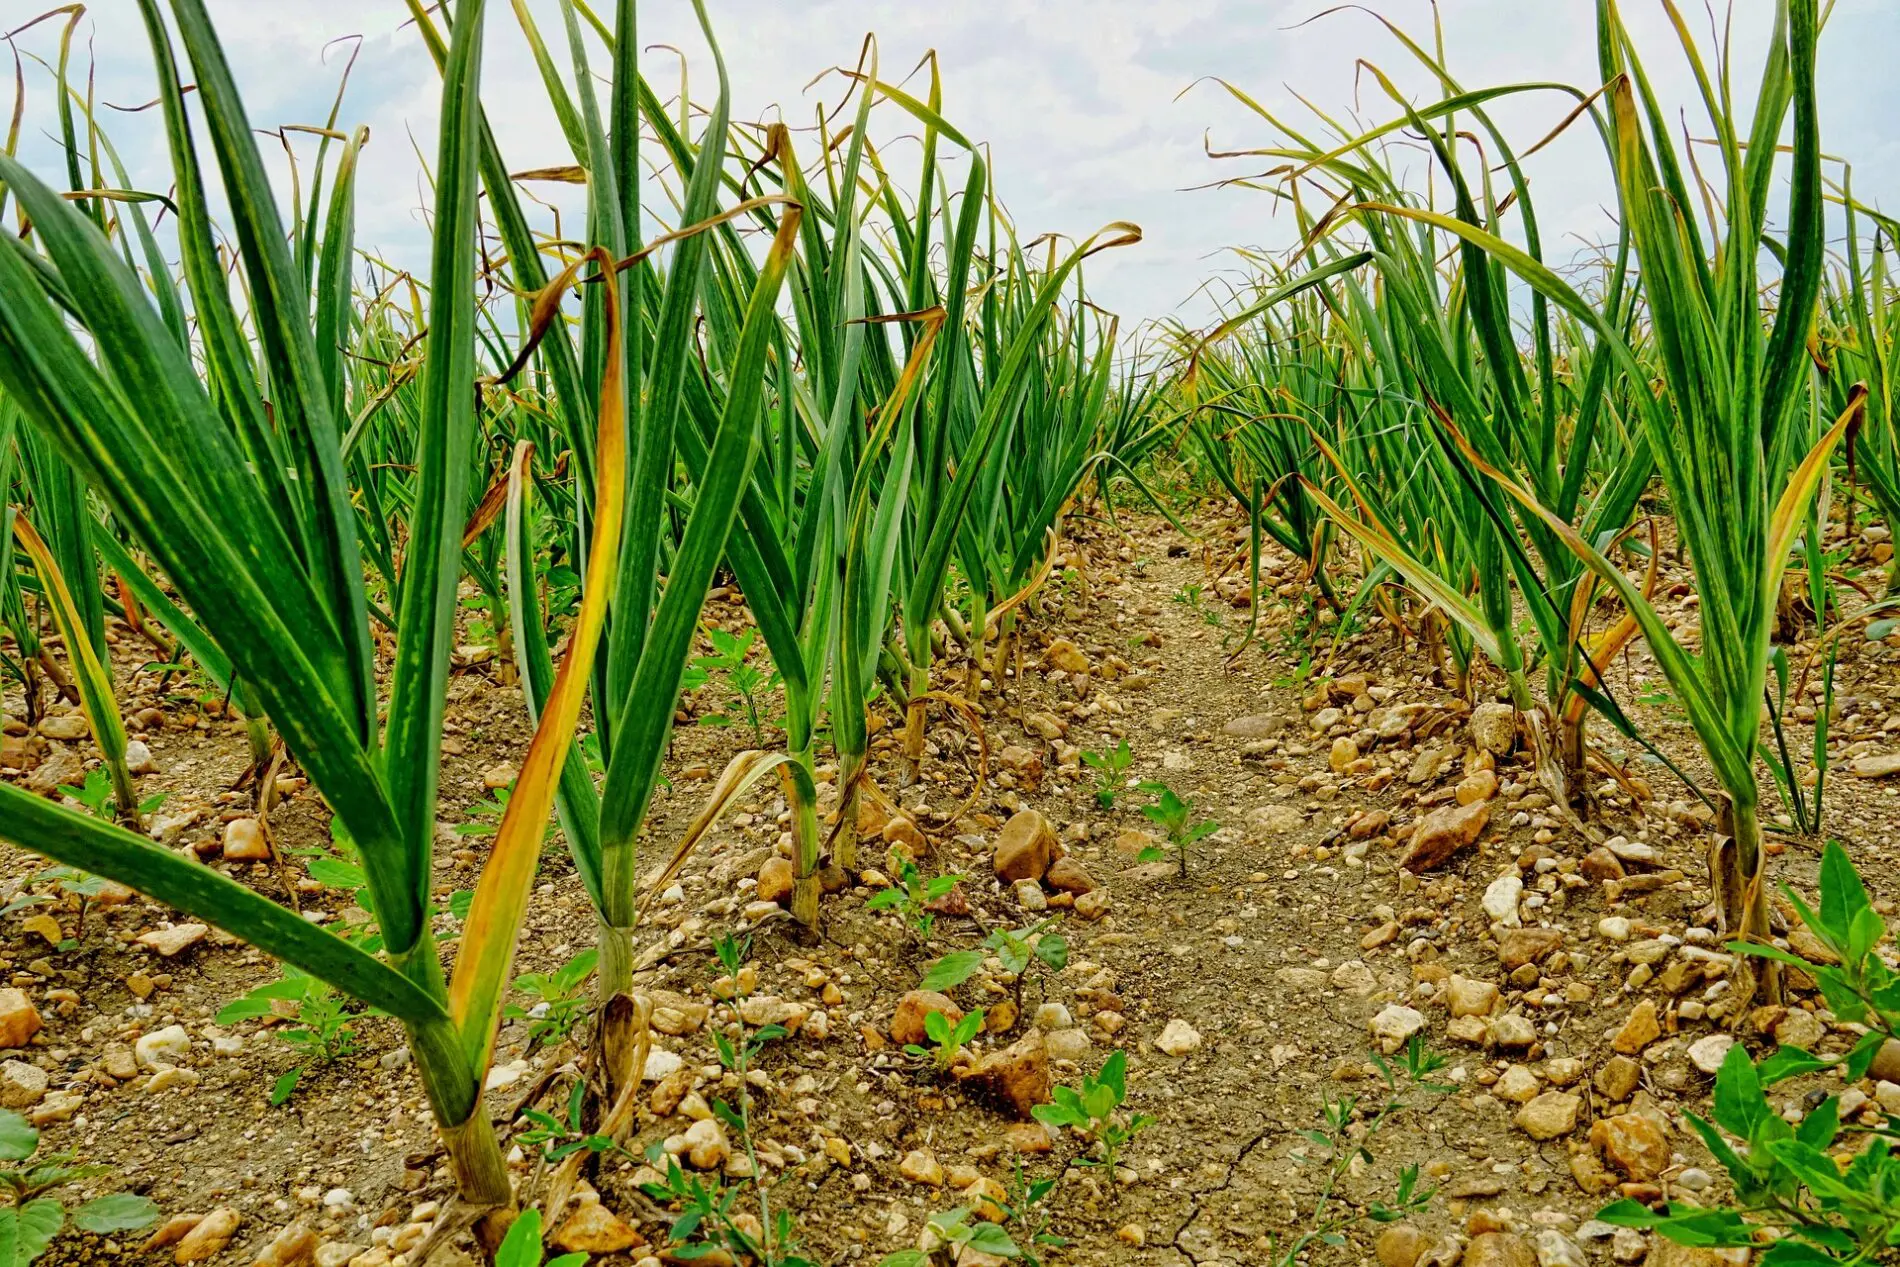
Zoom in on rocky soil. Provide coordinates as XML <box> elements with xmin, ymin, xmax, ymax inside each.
<box><xmin>4</xmin><ymin>510</ymin><xmax>1900</xmax><ymax>1267</ymax></box>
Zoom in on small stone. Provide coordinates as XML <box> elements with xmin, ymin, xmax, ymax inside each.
<box><xmin>1850</xmin><ymin>751</ymin><xmax>1900</xmax><ymax>778</ymax></box>
<box><xmin>1045</xmin><ymin>858</ymin><xmax>1095</xmax><ymax>895</ymax></box>
<box><xmin>1492</xmin><ymin>1014</ymin><xmax>1538</xmax><ymax>1048</ymax></box>
<box><xmin>1687</xmin><ymin>1033</ymin><xmax>1735</xmax><ymax>1075</ymax></box>
<box><xmin>1329</xmin><ymin>736</ymin><xmax>1359</xmax><ymax>773</ymax></box>
<box><xmin>1074</xmin><ymin>890</ymin><xmax>1112</xmax><ymax>921</ymax></box>
<box><xmin>1597</xmin><ymin>915</ymin><xmax>1633</xmax><ymax>941</ymax></box>
<box><xmin>1613</xmin><ymin>1000</ymin><xmax>1661</xmax><ymax>1054</ymax></box>
<box><xmin>1377</xmin><ymin>1224</ymin><xmax>1429</xmax><ymax>1267</ymax></box>
<box><xmin>1043</xmin><ymin>639</ymin><xmax>1090</xmax><ymax>674</ymax></box>
<box><xmin>1470</xmin><ymin>702</ymin><xmax>1518</xmax><ymax>755</ymax></box>
<box><xmin>1482</xmin><ymin>873</ymin><xmax>1524</xmax><ymax>926</ymax></box>
<box><xmin>1330</xmin><ymin>961</ymin><xmax>1376</xmax><ymax>996</ymax></box>
<box><xmin>899</xmin><ymin>1149</ymin><xmax>944</xmax><ymax>1185</ymax></box>
<box><xmin>124</xmin><ymin>740</ymin><xmax>157</xmax><ymax>775</ymax></box>
<box><xmin>1370</xmin><ymin>1004</ymin><xmax>1426</xmax><ymax>1051</ymax></box>
<box><xmin>1591</xmin><ymin>1112</ymin><xmax>1669</xmax><ymax>1181</ymax></box>
<box><xmin>1012</xmin><ymin>879</ymin><xmax>1048</xmax><ymax>912</ymax></box>
<box><xmin>1496</xmin><ymin>1064</ymin><xmax>1541</xmax><ymax>1104</ymax></box>
<box><xmin>1115</xmin><ymin>1224</ymin><xmax>1146</xmax><ymax>1247</ymax></box>
<box><xmin>891</xmin><ymin>992</ymin><xmax>962</xmax><ymax>1046</ymax></box>
<box><xmin>1457</xmin><ymin>769</ymin><xmax>1499</xmax><ymax>805</ymax></box>
<box><xmin>955</xmin><ymin>1030</ymin><xmax>1050</xmax><ymax>1120</ymax></box>
<box><xmin>0</xmin><ymin>991</ymin><xmax>42</xmax><ymax>1049</ymax></box>
<box><xmin>551</xmin><ymin>1204</ymin><xmax>640</xmax><ymax>1254</ymax></box>
<box><xmin>1155</xmin><ymin>1019</ymin><xmax>1202</xmax><ymax>1056</ymax></box>
<box><xmin>1447</xmin><ymin>975</ymin><xmax>1500</xmax><ymax>1019</ymax></box>
<box><xmin>993</xmin><ymin>810</ymin><xmax>1057</xmax><ymax>883</ymax></box>
<box><xmin>482</xmin><ymin>763</ymin><xmax>517</xmax><ymax>790</ymax></box>
<box><xmin>1647</xmin><ymin>1244</ymin><xmax>1752</xmax><ymax>1266</ymax></box>
<box><xmin>223</xmin><ymin>818</ymin><xmax>270</xmax><ymax>861</ymax></box>
<box><xmin>682</xmin><ymin>1118</ymin><xmax>728</xmax><ymax>1170</ymax></box>
<box><xmin>1465</xmin><ymin>1231</ymin><xmax>1536</xmax><ymax>1267</ymax></box>
<box><xmin>1774</xmin><ymin>1008</ymin><xmax>1824</xmax><ymax>1050</ymax></box>
<box><xmin>1515</xmin><ymin>1090</ymin><xmax>1581</xmax><ymax>1140</ymax></box>
<box><xmin>756</xmin><ymin>857</ymin><xmax>794</xmax><ymax>906</ymax></box>
<box><xmin>252</xmin><ymin>1222</ymin><xmax>317</xmax><ymax>1267</ymax></box>
<box><xmin>37</xmin><ymin>713</ymin><xmax>89</xmax><ymax>741</ymax></box>
<box><xmin>0</xmin><ymin>1061</ymin><xmax>47</xmax><ymax>1108</ymax></box>
<box><xmin>1222</xmin><ymin>713</ymin><xmax>1284</xmax><ymax>739</ymax></box>
<box><xmin>1498</xmin><ymin>928</ymin><xmax>1564</xmax><ymax>970</ymax></box>
<box><xmin>1401</xmin><ymin>800</ymin><xmax>1490</xmax><ymax>872</ymax></box>
<box><xmin>176</xmin><ymin>1209</ymin><xmax>241</xmax><ymax>1263</ymax></box>
<box><xmin>1580</xmin><ymin>848</ymin><xmax>1625</xmax><ymax>882</ymax></box>
<box><xmin>1530</xmin><ymin>1230</ymin><xmax>1588</xmax><ymax>1267</ymax></box>
<box><xmin>1595</xmin><ymin>1055</ymin><xmax>1641</xmax><ymax>1102</ymax></box>
<box><xmin>136</xmin><ymin>1024</ymin><xmax>191</xmax><ymax>1070</ymax></box>
<box><xmin>137</xmin><ymin>924</ymin><xmax>209</xmax><ymax>958</ymax></box>
<box><xmin>1247</xmin><ymin>804</ymin><xmax>1304</xmax><ymax>836</ymax></box>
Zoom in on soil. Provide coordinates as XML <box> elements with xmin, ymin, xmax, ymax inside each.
<box><xmin>4</xmin><ymin>507</ymin><xmax>1898</xmax><ymax>1267</ymax></box>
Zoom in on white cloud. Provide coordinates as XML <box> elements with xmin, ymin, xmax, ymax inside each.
<box><xmin>11</xmin><ymin>0</ymin><xmax>1898</xmax><ymax>329</ymax></box>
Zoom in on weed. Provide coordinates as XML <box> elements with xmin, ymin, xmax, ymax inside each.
<box><xmin>1136</xmin><ymin>782</ymin><xmax>1219</xmax><ymax>878</ymax></box>
<box><xmin>865</xmin><ymin>850</ymin><xmax>961</xmax><ymax>941</ymax></box>
<box><xmin>0</xmin><ymin>1107</ymin><xmax>158</xmax><ymax>1266</ymax></box>
<box><xmin>503</xmin><ymin>948</ymin><xmax>598</xmax><ymax>1051</ymax></box>
<box><xmin>217</xmin><ymin>970</ymin><xmax>360</xmax><ymax>1105</ymax></box>
<box><xmin>904</xmin><ymin>1008</ymin><xmax>985</xmax><ymax>1073</ymax></box>
<box><xmin>1079</xmin><ymin>739</ymin><xmax>1133</xmax><ymax>809</ymax></box>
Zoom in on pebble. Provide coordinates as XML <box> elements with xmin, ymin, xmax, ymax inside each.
<box><xmin>1369</xmin><ymin>1004</ymin><xmax>1426</xmax><ymax>1051</ymax></box>
<box><xmin>899</xmin><ymin>1148</ymin><xmax>944</xmax><ymax>1185</ymax></box>
<box><xmin>1482</xmin><ymin>873</ymin><xmax>1524</xmax><ymax>926</ymax></box>
<box><xmin>1154</xmin><ymin>1019</ymin><xmax>1202</xmax><ymax>1056</ymax></box>
<box><xmin>1686</xmin><ymin>1033</ymin><xmax>1735</xmax><ymax>1075</ymax></box>
<box><xmin>0</xmin><ymin>1060</ymin><xmax>47</xmax><ymax>1108</ymax></box>
<box><xmin>0</xmin><ymin>990</ymin><xmax>42</xmax><ymax>1048</ymax></box>
<box><xmin>1514</xmin><ymin>1090</ymin><xmax>1581</xmax><ymax>1140</ymax></box>
<box><xmin>174</xmin><ymin>1209</ymin><xmax>241</xmax><ymax>1263</ymax></box>
<box><xmin>137</xmin><ymin>924</ymin><xmax>209</xmax><ymax>958</ymax></box>
<box><xmin>136</xmin><ymin>1024</ymin><xmax>191</xmax><ymax>1070</ymax></box>
<box><xmin>1612</xmin><ymin>1001</ymin><xmax>1661</xmax><ymax>1054</ymax></box>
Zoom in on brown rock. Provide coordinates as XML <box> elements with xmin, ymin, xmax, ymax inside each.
<box><xmin>1446</xmin><ymin>975</ymin><xmax>1500</xmax><ymax>1019</ymax></box>
<box><xmin>1580</xmin><ymin>847</ymin><xmax>1626</xmax><ymax>882</ymax></box>
<box><xmin>1005</xmin><ymin>1122</ymin><xmax>1054</xmax><ymax>1154</ymax></box>
<box><xmin>1376</xmin><ymin>1224</ymin><xmax>1428</xmax><ymax>1267</ymax></box>
<box><xmin>1870</xmin><ymin>1038</ymin><xmax>1900</xmax><ymax>1084</ymax></box>
<box><xmin>1595</xmin><ymin>1055</ymin><xmax>1642</xmax><ymax>1102</ymax></box>
<box><xmin>1497</xmin><ymin>927</ymin><xmax>1564</xmax><ymax>970</ymax></box>
<box><xmin>756</xmin><ymin>856</ymin><xmax>795</xmax><ymax>906</ymax></box>
<box><xmin>1401</xmin><ymin>800</ymin><xmax>1490</xmax><ymax>872</ymax></box>
<box><xmin>1568</xmin><ymin>1148</ymin><xmax>1617</xmax><ymax>1196</ymax></box>
<box><xmin>891</xmin><ymin>991</ymin><xmax>962</xmax><ymax>1046</ymax></box>
<box><xmin>1042</xmin><ymin>639</ymin><xmax>1090</xmax><ymax>674</ymax></box>
<box><xmin>175</xmin><ymin>1209</ymin><xmax>241</xmax><ymax>1263</ymax></box>
<box><xmin>144</xmin><ymin>1216</ymin><xmax>204</xmax><ymax>1253</ymax></box>
<box><xmin>251</xmin><ymin>1222</ymin><xmax>316</xmax><ymax>1267</ymax></box>
<box><xmin>993</xmin><ymin>810</ymin><xmax>1057</xmax><ymax>883</ymax></box>
<box><xmin>1045</xmin><ymin>858</ymin><xmax>1096</xmax><ymax>895</ymax></box>
<box><xmin>955</xmin><ymin>1029</ymin><xmax>1050</xmax><ymax>1120</ymax></box>
<box><xmin>997</xmin><ymin>745</ymin><xmax>1045</xmax><ymax>788</ymax></box>
<box><xmin>1464</xmin><ymin>1232</ymin><xmax>1536</xmax><ymax>1267</ymax></box>
<box><xmin>1074</xmin><ymin>890</ymin><xmax>1112</xmax><ymax>921</ymax></box>
<box><xmin>37</xmin><ymin>713</ymin><xmax>89</xmax><ymax>741</ymax></box>
<box><xmin>551</xmin><ymin>1203</ymin><xmax>642</xmax><ymax>1254</ymax></box>
<box><xmin>1591</xmin><ymin>1113</ymin><xmax>1669</xmax><ymax>1181</ymax></box>
<box><xmin>882</xmin><ymin>815</ymin><xmax>927</xmax><ymax>853</ymax></box>
<box><xmin>0</xmin><ymin>991</ymin><xmax>42</xmax><ymax>1049</ymax></box>
<box><xmin>1612</xmin><ymin>1000</ymin><xmax>1661</xmax><ymax>1054</ymax></box>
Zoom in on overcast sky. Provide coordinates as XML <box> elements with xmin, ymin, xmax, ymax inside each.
<box><xmin>9</xmin><ymin>1</ymin><xmax>1899</xmax><ymax>331</ymax></box>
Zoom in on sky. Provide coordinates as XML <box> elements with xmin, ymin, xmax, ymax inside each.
<box><xmin>8</xmin><ymin>0</ymin><xmax>1900</xmax><ymax>333</ymax></box>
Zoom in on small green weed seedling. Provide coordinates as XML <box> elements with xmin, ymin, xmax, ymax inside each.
<box><xmin>1079</xmin><ymin>739</ymin><xmax>1133</xmax><ymax>809</ymax></box>
<box><xmin>694</xmin><ymin>627</ymin><xmax>776</xmax><ymax>744</ymax></box>
<box><xmin>865</xmin><ymin>851</ymin><xmax>961</xmax><ymax>940</ymax></box>
<box><xmin>218</xmin><ymin>971</ymin><xmax>361</xmax><ymax>1104</ymax></box>
<box><xmin>493</xmin><ymin>1208</ymin><xmax>586</xmax><ymax>1267</ymax></box>
<box><xmin>1033</xmin><ymin>1050</ymin><xmax>1152</xmax><ymax>1170</ymax></box>
<box><xmin>905</xmin><ymin>1008</ymin><xmax>984</xmax><ymax>1073</ymax></box>
<box><xmin>504</xmin><ymin>948</ymin><xmax>598</xmax><ymax>1050</ymax></box>
<box><xmin>0</xmin><ymin>1107</ymin><xmax>158</xmax><ymax>1266</ymax></box>
<box><xmin>1137</xmin><ymin>782</ymin><xmax>1219</xmax><ymax>878</ymax></box>
<box><xmin>57</xmin><ymin>767</ymin><xmax>164</xmax><ymax>822</ymax></box>
<box><xmin>516</xmin><ymin>1079</ymin><xmax>616</xmax><ymax>1165</ymax></box>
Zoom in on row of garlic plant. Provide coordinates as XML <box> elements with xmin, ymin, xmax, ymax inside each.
<box><xmin>0</xmin><ymin>0</ymin><xmax>1137</xmax><ymax>1212</ymax></box>
<box><xmin>1168</xmin><ymin>0</ymin><xmax>1857</xmax><ymax>1007</ymax></box>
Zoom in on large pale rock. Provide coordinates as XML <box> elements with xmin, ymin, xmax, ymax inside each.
<box><xmin>137</xmin><ymin>924</ymin><xmax>209</xmax><ymax>957</ymax></box>
<box><xmin>1447</xmin><ymin>975</ymin><xmax>1500</xmax><ymax>1019</ymax></box>
<box><xmin>1370</xmin><ymin>1005</ymin><xmax>1426</xmax><ymax>1052</ymax></box>
<box><xmin>1154</xmin><ymin>1019</ymin><xmax>1202</xmax><ymax>1056</ymax></box>
<box><xmin>1222</xmin><ymin>712</ymin><xmax>1284</xmax><ymax>740</ymax></box>
<box><xmin>223</xmin><ymin>818</ymin><xmax>270</xmax><ymax>862</ymax></box>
